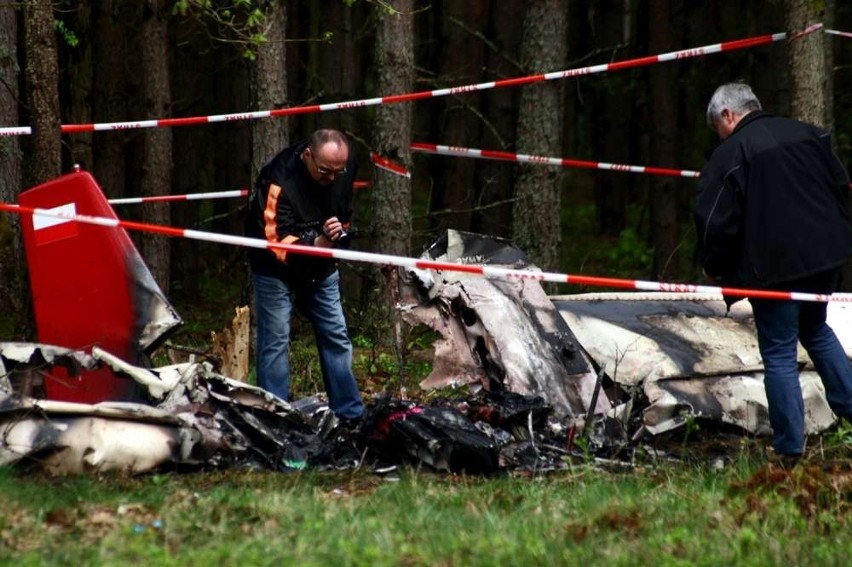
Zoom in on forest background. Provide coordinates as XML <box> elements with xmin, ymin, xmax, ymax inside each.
<box><xmin>0</xmin><ymin>0</ymin><xmax>850</xmax><ymax>350</ymax></box>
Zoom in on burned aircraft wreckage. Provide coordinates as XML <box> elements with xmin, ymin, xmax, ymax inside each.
<box><xmin>0</xmin><ymin>172</ymin><xmax>846</xmax><ymax>475</ymax></box>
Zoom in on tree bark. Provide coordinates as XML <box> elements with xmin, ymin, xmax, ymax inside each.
<box><xmin>138</xmin><ymin>1</ymin><xmax>173</xmax><ymax>293</ymax></box>
<box><xmin>649</xmin><ymin>0</ymin><xmax>680</xmax><ymax>280</ymax></box>
<box><xmin>0</xmin><ymin>5</ymin><xmax>29</xmax><ymax>339</ymax></box>
<box><xmin>786</xmin><ymin>0</ymin><xmax>833</xmax><ymax>129</ymax></box>
<box><xmin>512</xmin><ymin>0</ymin><xmax>568</xmax><ymax>271</ymax></box>
<box><xmin>372</xmin><ymin>0</ymin><xmax>414</xmax><ymax>364</ymax></box>
<box><xmin>93</xmin><ymin>0</ymin><xmax>128</xmax><ymax>199</ymax></box>
<box><xmin>372</xmin><ymin>1</ymin><xmax>414</xmax><ymax>258</ymax></box>
<box><xmin>251</xmin><ymin>1</ymin><xmax>288</xmax><ymax>180</ymax></box>
<box><xmin>426</xmin><ymin>2</ymin><xmax>488</xmax><ymax>235</ymax></box>
<box><xmin>22</xmin><ymin>0</ymin><xmax>61</xmax><ymax>187</ymax></box>
<box><xmin>66</xmin><ymin>2</ymin><xmax>93</xmax><ymax>171</ymax></box>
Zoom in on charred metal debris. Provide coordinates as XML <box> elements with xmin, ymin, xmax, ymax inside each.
<box><xmin>2</xmin><ymin>231</ymin><xmax>848</xmax><ymax>476</ymax></box>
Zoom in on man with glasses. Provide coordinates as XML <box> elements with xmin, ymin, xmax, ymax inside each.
<box><xmin>695</xmin><ymin>83</ymin><xmax>852</xmax><ymax>464</ymax></box>
<box><xmin>246</xmin><ymin>129</ymin><xmax>364</xmax><ymax>421</ymax></box>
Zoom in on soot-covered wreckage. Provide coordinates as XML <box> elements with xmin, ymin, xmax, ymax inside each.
<box><xmin>0</xmin><ymin>173</ymin><xmax>846</xmax><ymax>475</ymax></box>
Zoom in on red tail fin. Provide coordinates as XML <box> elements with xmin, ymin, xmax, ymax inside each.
<box><xmin>18</xmin><ymin>170</ymin><xmax>181</xmax><ymax>402</ymax></box>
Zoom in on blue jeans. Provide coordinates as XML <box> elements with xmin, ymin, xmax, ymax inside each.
<box><xmin>253</xmin><ymin>270</ymin><xmax>364</xmax><ymax>419</ymax></box>
<box><xmin>751</xmin><ymin>295</ymin><xmax>852</xmax><ymax>455</ymax></box>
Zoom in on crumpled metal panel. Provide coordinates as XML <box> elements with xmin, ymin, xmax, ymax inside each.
<box><xmin>551</xmin><ymin>293</ymin><xmax>773</xmax><ymax>384</ymax></box>
<box><xmin>642</xmin><ymin>371</ymin><xmax>836</xmax><ymax>435</ymax></box>
<box><xmin>0</xmin><ymin>342</ymin><xmax>100</xmax><ymax>396</ymax></box>
<box><xmin>552</xmin><ymin>293</ymin><xmax>842</xmax><ymax>435</ymax></box>
<box><xmin>399</xmin><ymin>230</ymin><xmax>603</xmax><ymax>419</ymax></box>
<box><xmin>128</xmin><ymin>252</ymin><xmax>183</xmax><ymax>351</ymax></box>
<box><xmin>1</xmin><ymin>345</ymin><xmax>578</xmax><ymax>475</ymax></box>
<box><xmin>0</xmin><ymin>347</ymin><xmax>319</xmax><ymax>475</ymax></box>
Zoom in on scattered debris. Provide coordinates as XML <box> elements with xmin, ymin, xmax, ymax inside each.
<box><xmin>397</xmin><ymin>231</ymin><xmax>845</xmax><ymax>450</ymax></box>
<box><xmin>2</xmin><ymin>211</ymin><xmax>847</xmax><ymax>475</ymax></box>
<box><xmin>398</xmin><ymin>230</ymin><xmax>606</xmax><ymax>419</ymax></box>
<box><xmin>0</xmin><ymin>347</ymin><xmax>582</xmax><ymax>475</ymax></box>
<box><xmin>552</xmin><ymin>292</ymin><xmax>840</xmax><ymax>437</ymax></box>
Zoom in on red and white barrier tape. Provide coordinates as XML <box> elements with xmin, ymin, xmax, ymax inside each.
<box><xmin>107</xmin><ymin>181</ymin><xmax>371</xmax><ymax>205</ymax></box>
<box><xmin>411</xmin><ymin>143</ymin><xmax>701</xmax><ymax>178</ymax></box>
<box><xmin>109</xmin><ymin>189</ymin><xmax>249</xmax><ymax>205</ymax></box>
<box><xmin>0</xmin><ymin>27</ymin><xmax>816</xmax><ymax>137</ymax></box>
<box><xmin>825</xmin><ymin>29</ymin><xmax>852</xmax><ymax>39</ymax></box>
<box><xmin>0</xmin><ymin>127</ymin><xmax>31</xmax><ymax>137</ymax></box>
<box><xmin>2</xmin><ymin>199</ymin><xmax>850</xmax><ymax>304</ymax></box>
<box><xmin>371</xmin><ymin>153</ymin><xmax>411</xmax><ymax>178</ymax></box>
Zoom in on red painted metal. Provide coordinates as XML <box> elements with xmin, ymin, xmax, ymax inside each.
<box><xmin>18</xmin><ymin>171</ymin><xmax>152</xmax><ymax>402</ymax></box>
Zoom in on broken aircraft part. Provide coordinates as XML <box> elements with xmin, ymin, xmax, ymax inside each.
<box><xmin>398</xmin><ymin>232</ymin><xmax>844</xmax><ymax>441</ymax></box>
<box><xmin>399</xmin><ymin>230</ymin><xmax>606</xmax><ymax>419</ymax></box>
<box><xmin>18</xmin><ymin>171</ymin><xmax>182</xmax><ymax>403</ymax></box>
<box><xmin>552</xmin><ymin>292</ymin><xmax>842</xmax><ymax>436</ymax></box>
<box><xmin>1</xmin><ymin>345</ymin><xmax>579</xmax><ymax>475</ymax></box>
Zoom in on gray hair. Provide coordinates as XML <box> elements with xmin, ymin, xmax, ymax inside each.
<box><xmin>705</xmin><ymin>83</ymin><xmax>762</xmax><ymax>128</ymax></box>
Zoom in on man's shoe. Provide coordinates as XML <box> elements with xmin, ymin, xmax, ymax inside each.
<box><xmin>768</xmin><ymin>452</ymin><xmax>802</xmax><ymax>469</ymax></box>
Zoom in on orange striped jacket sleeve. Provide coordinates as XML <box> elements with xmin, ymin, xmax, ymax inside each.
<box><xmin>263</xmin><ymin>183</ymin><xmax>300</xmax><ymax>263</ymax></box>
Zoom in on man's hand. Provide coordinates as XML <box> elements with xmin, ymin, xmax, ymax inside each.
<box><xmin>317</xmin><ymin>217</ymin><xmax>346</xmax><ymax>247</ymax></box>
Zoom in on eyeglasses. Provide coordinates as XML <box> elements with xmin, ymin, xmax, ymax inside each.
<box><xmin>309</xmin><ymin>150</ymin><xmax>347</xmax><ymax>177</ymax></box>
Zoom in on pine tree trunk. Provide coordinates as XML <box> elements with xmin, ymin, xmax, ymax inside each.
<box><xmin>372</xmin><ymin>0</ymin><xmax>414</xmax><ymax>366</ymax></box>
<box><xmin>93</xmin><ymin>0</ymin><xmax>128</xmax><ymax>199</ymax></box>
<box><xmin>372</xmin><ymin>1</ymin><xmax>414</xmax><ymax>257</ymax></box>
<box><xmin>475</xmin><ymin>0</ymin><xmax>524</xmax><ymax>237</ymax></box>
<box><xmin>138</xmin><ymin>2</ymin><xmax>172</xmax><ymax>293</ymax></box>
<box><xmin>786</xmin><ymin>0</ymin><xmax>833</xmax><ymax>129</ymax></box>
<box><xmin>649</xmin><ymin>0</ymin><xmax>679</xmax><ymax>280</ymax></box>
<box><xmin>512</xmin><ymin>0</ymin><xmax>568</xmax><ymax>271</ymax></box>
<box><xmin>251</xmin><ymin>1</ymin><xmax>288</xmax><ymax>180</ymax></box>
<box><xmin>22</xmin><ymin>0</ymin><xmax>61</xmax><ymax>187</ymax></box>
<box><xmin>67</xmin><ymin>2</ymin><xmax>93</xmax><ymax>171</ymax></box>
<box><xmin>427</xmin><ymin>2</ymin><xmax>488</xmax><ymax>233</ymax></box>
<box><xmin>0</xmin><ymin>6</ymin><xmax>29</xmax><ymax>339</ymax></box>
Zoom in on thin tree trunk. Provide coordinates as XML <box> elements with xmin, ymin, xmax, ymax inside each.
<box><xmin>320</xmin><ymin>3</ymin><xmax>358</xmax><ymax>135</ymax></box>
<box><xmin>372</xmin><ymin>1</ymin><xmax>414</xmax><ymax>258</ymax></box>
<box><xmin>67</xmin><ymin>2</ymin><xmax>93</xmax><ymax>171</ymax></box>
<box><xmin>475</xmin><ymin>0</ymin><xmax>523</xmax><ymax>237</ymax></box>
<box><xmin>512</xmin><ymin>0</ymin><xmax>568</xmax><ymax>271</ymax></box>
<box><xmin>138</xmin><ymin>1</ymin><xmax>172</xmax><ymax>293</ymax></box>
<box><xmin>427</xmin><ymin>2</ymin><xmax>488</xmax><ymax>234</ymax></box>
<box><xmin>22</xmin><ymin>0</ymin><xmax>61</xmax><ymax>186</ymax></box>
<box><xmin>0</xmin><ymin>5</ymin><xmax>28</xmax><ymax>339</ymax></box>
<box><xmin>372</xmin><ymin>0</ymin><xmax>414</xmax><ymax>373</ymax></box>
<box><xmin>786</xmin><ymin>0</ymin><xmax>833</xmax><ymax>129</ymax></box>
<box><xmin>93</xmin><ymin>0</ymin><xmax>128</xmax><ymax>199</ymax></box>
<box><xmin>649</xmin><ymin>0</ymin><xmax>679</xmax><ymax>280</ymax></box>
<box><xmin>593</xmin><ymin>0</ymin><xmax>631</xmax><ymax>238</ymax></box>
<box><xmin>251</xmin><ymin>1</ymin><xmax>288</xmax><ymax>180</ymax></box>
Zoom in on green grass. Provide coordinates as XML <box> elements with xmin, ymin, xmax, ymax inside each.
<box><xmin>1</xmin><ymin>446</ymin><xmax>849</xmax><ymax>566</ymax></box>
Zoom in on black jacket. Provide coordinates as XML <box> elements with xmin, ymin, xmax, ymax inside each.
<box><xmin>245</xmin><ymin>141</ymin><xmax>357</xmax><ymax>287</ymax></box>
<box><xmin>695</xmin><ymin>111</ymin><xmax>852</xmax><ymax>290</ymax></box>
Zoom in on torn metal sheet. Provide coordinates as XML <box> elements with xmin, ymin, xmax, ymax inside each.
<box><xmin>552</xmin><ymin>293</ymin><xmax>843</xmax><ymax>436</ymax></box>
<box><xmin>399</xmin><ymin>230</ymin><xmax>605</xmax><ymax>419</ymax></box>
<box><xmin>0</xmin><ymin>342</ymin><xmax>100</xmax><ymax>397</ymax></box>
<box><xmin>1</xmin><ymin>344</ymin><xmax>583</xmax><ymax>475</ymax></box>
<box><xmin>0</xmin><ymin>348</ymin><xmax>324</xmax><ymax>474</ymax></box>
<box><xmin>550</xmin><ymin>293</ymin><xmax>768</xmax><ymax>384</ymax></box>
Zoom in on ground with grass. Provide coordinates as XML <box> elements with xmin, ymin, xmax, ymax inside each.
<box><xmin>1</xmin><ymin>438</ymin><xmax>850</xmax><ymax>566</ymax></box>
<box><xmin>5</xmin><ymin>262</ymin><xmax>845</xmax><ymax>565</ymax></box>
